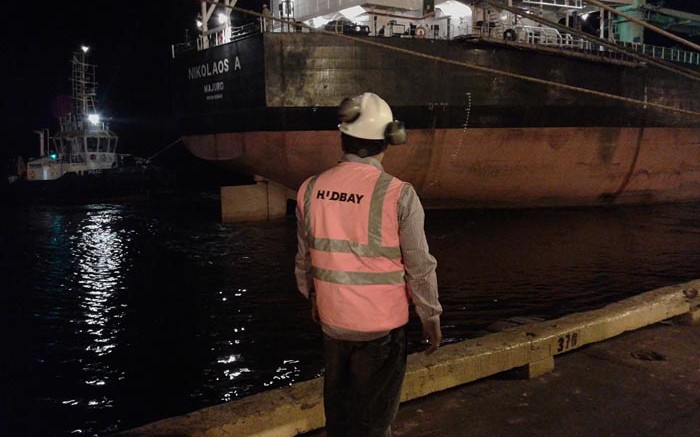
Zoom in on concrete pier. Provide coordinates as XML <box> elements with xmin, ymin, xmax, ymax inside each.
<box><xmin>118</xmin><ymin>280</ymin><xmax>700</xmax><ymax>437</ymax></box>
<box><xmin>356</xmin><ymin>318</ymin><xmax>700</xmax><ymax>437</ymax></box>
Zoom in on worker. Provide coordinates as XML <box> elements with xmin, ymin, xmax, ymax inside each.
<box><xmin>295</xmin><ymin>92</ymin><xmax>443</xmax><ymax>437</ymax></box>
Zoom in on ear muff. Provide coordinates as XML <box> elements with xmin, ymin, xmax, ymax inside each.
<box><xmin>384</xmin><ymin>120</ymin><xmax>407</xmax><ymax>145</ymax></box>
<box><xmin>338</xmin><ymin>97</ymin><xmax>362</xmax><ymax>123</ymax></box>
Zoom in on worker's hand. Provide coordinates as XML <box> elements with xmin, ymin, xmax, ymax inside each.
<box><xmin>421</xmin><ymin>318</ymin><xmax>442</xmax><ymax>355</ymax></box>
<box><xmin>310</xmin><ymin>293</ymin><xmax>319</xmax><ymax>324</ymax></box>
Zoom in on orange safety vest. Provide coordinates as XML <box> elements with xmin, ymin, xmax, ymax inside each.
<box><xmin>298</xmin><ymin>162</ymin><xmax>409</xmax><ymax>332</ymax></box>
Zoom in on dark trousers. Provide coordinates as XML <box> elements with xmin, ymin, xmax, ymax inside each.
<box><xmin>322</xmin><ymin>326</ymin><xmax>407</xmax><ymax>437</ymax></box>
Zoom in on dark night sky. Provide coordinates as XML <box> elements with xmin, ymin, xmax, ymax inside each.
<box><xmin>3</xmin><ymin>0</ymin><xmax>195</xmax><ymax>160</ymax></box>
<box><xmin>3</xmin><ymin>0</ymin><xmax>257</xmax><ymax>162</ymax></box>
<box><xmin>2</xmin><ymin>0</ymin><xmax>698</xmax><ymax>162</ymax></box>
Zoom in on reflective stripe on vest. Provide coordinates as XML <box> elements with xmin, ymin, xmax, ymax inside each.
<box><xmin>299</xmin><ymin>163</ymin><xmax>409</xmax><ymax>332</ymax></box>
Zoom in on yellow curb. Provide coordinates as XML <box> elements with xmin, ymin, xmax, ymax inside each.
<box><xmin>119</xmin><ymin>279</ymin><xmax>700</xmax><ymax>436</ymax></box>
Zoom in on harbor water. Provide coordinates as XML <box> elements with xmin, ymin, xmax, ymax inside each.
<box><xmin>1</xmin><ymin>195</ymin><xmax>699</xmax><ymax>436</ymax></box>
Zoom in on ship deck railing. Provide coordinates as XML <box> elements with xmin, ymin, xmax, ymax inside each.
<box><xmin>544</xmin><ymin>36</ymin><xmax>700</xmax><ymax>66</ymax></box>
<box><xmin>521</xmin><ymin>0</ymin><xmax>584</xmax><ymax>8</ymax></box>
<box><xmin>30</xmin><ymin>153</ymin><xmax>134</xmax><ymax>166</ymax></box>
<box><xmin>172</xmin><ymin>19</ymin><xmax>700</xmax><ymax>68</ymax></box>
<box><xmin>57</xmin><ymin>117</ymin><xmax>117</xmax><ymax>135</ymax></box>
<box><xmin>617</xmin><ymin>41</ymin><xmax>700</xmax><ymax>66</ymax></box>
<box><xmin>479</xmin><ymin>24</ymin><xmax>700</xmax><ymax>66</ymax></box>
<box><xmin>171</xmin><ymin>22</ymin><xmax>258</xmax><ymax>58</ymax></box>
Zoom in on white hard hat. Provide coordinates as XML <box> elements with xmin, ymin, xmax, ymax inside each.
<box><xmin>338</xmin><ymin>93</ymin><xmax>393</xmax><ymax>141</ymax></box>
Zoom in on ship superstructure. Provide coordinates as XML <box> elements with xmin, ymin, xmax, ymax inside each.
<box><xmin>27</xmin><ymin>47</ymin><xmax>120</xmax><ymax>182</ymax></box>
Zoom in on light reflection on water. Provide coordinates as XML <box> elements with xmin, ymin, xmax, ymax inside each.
<box><xmin>65</xmin><ymin>209</ymin><xmax>130</xmax><ymax>432</ymax></box>
<box><xmin>1</xmin><ymin>199</ymin><xmax>699</xmax><ymax>436</ymax></box>
<box><xmin>72</xmin><ymin>209</ymin><xmax>127</xmax><ymax>417</ymax></box>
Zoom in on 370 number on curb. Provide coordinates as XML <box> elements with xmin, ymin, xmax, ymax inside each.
<box><xmin>556</xmin><ymin>332</ymin><xmax>579</xmax><ymax>353</ymax></box>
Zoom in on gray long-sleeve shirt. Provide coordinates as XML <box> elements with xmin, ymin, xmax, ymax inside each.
<box><xmin>295</xmin><ymin>154</ymin><xmax>442</xmax><ymax>341</ymax></box>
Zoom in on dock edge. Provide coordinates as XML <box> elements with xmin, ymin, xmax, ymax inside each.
<box><xmin>118</xmin><ymin>279</ymin><xmax>700</xmax><ymax>437</ymax></box>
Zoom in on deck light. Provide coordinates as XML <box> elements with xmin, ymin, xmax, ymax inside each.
<box><xmin>88</xmin><ymin>114</ymin><xmax>100</xmax><ymax>125</ymax></box>
<box><xmin>196</xmin><ymin>19</ymin><xmax>203</xmax><ymax>28</ymax></box>
<box><xmin>218</xmin><ymin>13</ymin><xmax>228</xmax><ymax>24</ymax></box>
<box><xmin>81</xmin><ymin>46</ymin><xmax>89</xmax><ymax>53</ymax></box>
<box><xmin>49</xmin><ymin>153</ymin><xmax>58</xmax><ymax>160</ymax></box>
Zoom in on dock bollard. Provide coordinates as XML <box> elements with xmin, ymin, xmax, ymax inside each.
<box><xmin>678</xmin><ymin>286</ymin><xmax>700</xmax><ymax>325</ymax></box>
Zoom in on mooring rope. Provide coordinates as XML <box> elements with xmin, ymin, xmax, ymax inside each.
<box><xmin>148</xmin><ymin>137</ymin><xmax>182</xmax><ymax>161</ymax></box>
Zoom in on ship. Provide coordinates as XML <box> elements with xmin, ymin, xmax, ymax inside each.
<box><xmin>11</xmin><ymin>47</ymin><xmax>171</xmax><ymax>203</ymax></box>
<box><xmin>170</xmin><ymin>0</ymin><xmax>700</xmax><ymax>209</ymax></box>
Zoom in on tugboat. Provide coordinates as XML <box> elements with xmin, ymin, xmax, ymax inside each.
<box><xmin>13</xmin><ymin>46</ymin><xmax>169</xmax><ymax>203</ymax></box>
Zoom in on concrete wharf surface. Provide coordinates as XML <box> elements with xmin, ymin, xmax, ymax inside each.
<box><xmin>305</xmin><ymin>320</ymin><xmax>700</xmax><ymax>437</ymax></box>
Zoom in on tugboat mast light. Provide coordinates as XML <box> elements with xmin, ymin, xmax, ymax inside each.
<box><xmin>81</xmin><ymin>45</ymin><xmax>89</xmax><ymax>53</ymax></box>
<box><xmin>88</xmin><ymin>114</ymin><xmax>100</xmax><ymax>125</ymax></box>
